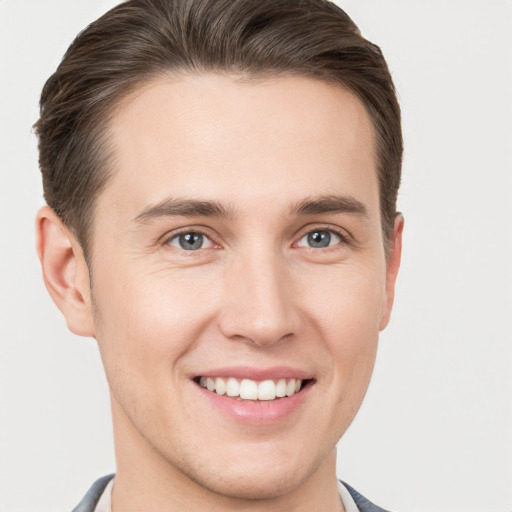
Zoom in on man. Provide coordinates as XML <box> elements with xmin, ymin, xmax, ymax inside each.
<box><xmin>34</xmin><ymin>0</ymin><xmax>403</xmax><ymax>510</ymax></box>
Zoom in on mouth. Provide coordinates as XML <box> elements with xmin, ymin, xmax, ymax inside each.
<box><xmin>193</xmin><ymin>376</ymin><xmax>312</xmax><ymax>401</ymax></box>
<box><xmin>191</xmin><ymin>367</ymin><xmax>315</xmax><ymax>424</ymax></box>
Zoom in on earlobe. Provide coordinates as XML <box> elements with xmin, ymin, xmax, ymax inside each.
<box><xmin>36</xmin><ymin>206</ymin><xmax>95</xmax><ymax>337</ymax></box>
<box><xmin>379</xmin><ymin>213</ymin><xmax>404</xmax><ymax>331</ymax></box>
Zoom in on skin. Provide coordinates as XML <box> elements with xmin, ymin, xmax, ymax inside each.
<box><xmin>36</xmin><ymin>74</ymin><xmax>403</xmax><ymax>511</ymax></box>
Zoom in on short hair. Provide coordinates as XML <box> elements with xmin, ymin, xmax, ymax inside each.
<box><xmin>34</xmin><ymin>0</ymin><xmax>402</xmax><ymax>260</ymax></box>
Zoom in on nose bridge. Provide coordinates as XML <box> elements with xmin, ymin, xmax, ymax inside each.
<box><xmin>219</xmin><ymin>245</ymin><xmax>301</xmax><ymax>345</ymax></box>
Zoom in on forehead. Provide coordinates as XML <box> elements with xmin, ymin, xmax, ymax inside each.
<box><xmin>99</xmin><ymin>73</ymin><xmax>378</xmax><ymax>221</ymax></box>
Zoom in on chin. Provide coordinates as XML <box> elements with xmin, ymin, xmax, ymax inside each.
<box><xmin>169</xmin><ymin>440</ymin><xmax>324</xmax><ymax>502</ymax></box>
<box><xmin>191</xmin><ymin>464</ymin><xmax>307</xmax><ymax>501</ymax></box>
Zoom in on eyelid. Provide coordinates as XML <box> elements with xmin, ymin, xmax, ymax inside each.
<box><xmin>168</xmin><ymin>232</ymin><xmax>213</xmax><ymax>250</ymax></box>
<box><xmin>160</xmin><ymin>225</ymin><xmax>221</xmax><ymax>249</ymax></box>
<box><xmin>157</xmin><ymin>223</ymin><xmax>353</xmax><ymax>250</ymax></box>
<box><xmin>293</xmin><ymin>224</ymin><xmax>353</xmax><ymax>247</ymax></box>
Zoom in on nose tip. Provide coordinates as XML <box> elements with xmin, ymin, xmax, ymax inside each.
<box><xmin>218</xmin><ymin>259</ymin><xmax>302</xmax><ymax>347</ymax></box>
<box><xmin>219</xmin><ymin>311</ymin><xmax>295</xmax><ymax>347</ymax></box>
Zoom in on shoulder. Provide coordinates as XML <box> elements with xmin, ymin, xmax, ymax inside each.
<box><xmin>71</xmin><ymin>474</ymin><xmax>114</xmax><ymax>512</ymax></box>
<box><xmin>342</xmin><ymin>481</ymin><xmax>393</xmax><ymax>512</ymax></box>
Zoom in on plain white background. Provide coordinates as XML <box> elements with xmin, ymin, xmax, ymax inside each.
<box><xmin>0</xmin><ymin>1</ymin><xmax>511</xmax><ymax>511</ymax></box>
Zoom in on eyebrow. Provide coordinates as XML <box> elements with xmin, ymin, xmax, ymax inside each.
<box><xmin>133</xmin><ymin>197</ymin><xmax>234</xmax><ymax>224</ymax></box>
<box><xmin>291</xmin><ymin>195</ymin><xmax>368</xmax><ymax>217</ymax></box>
<box><xmin>133</xmin><ymin>193</ymin><xmax>368</xmax><ymax>225</ymax></box>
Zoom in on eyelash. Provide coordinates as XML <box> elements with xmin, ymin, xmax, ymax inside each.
<box><xmin>163</xmin><ymin>227</ymin><xmax>219</xmax><ymax>252</ymax></box>
<box><xmin>294</xmin><ymin>225</ymin><xmax>351</xmax><ymax>249</ymax></box>
<box><xmin>162</xmin><ymin>225</ymin><xmax>351</xmax><ymax>252</ymax></box>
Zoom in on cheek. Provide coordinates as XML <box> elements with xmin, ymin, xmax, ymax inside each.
<box><xmin>91</xmin><ymin>265</ymin><xmax>219</xmax><ymax>387</ymax></box>
<box><xmin>90</xmin><ymin>269</ymin><xmax>221</xmax><ymax>441</ymax></box>
<box><xmin>304</xmin><ymin>265</ymin><xmax>385</xmax><ymax>393</ymax></box>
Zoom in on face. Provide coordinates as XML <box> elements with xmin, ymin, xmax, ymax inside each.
<box><xmin>86</xmin><ymin>74</ymin><xmax>400</xmax><ymax>499</ymax></box>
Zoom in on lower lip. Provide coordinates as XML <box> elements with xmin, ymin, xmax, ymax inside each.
<box><xmin>194</xmin><ymin>381</ymin><xmax>313</xmax><ymax>425</ymax></box>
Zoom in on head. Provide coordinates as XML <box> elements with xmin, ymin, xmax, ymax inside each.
<box><xmin>35</xmin><ymin>0</ymin><xmax>403</xmax><ymax>504</ymax></box>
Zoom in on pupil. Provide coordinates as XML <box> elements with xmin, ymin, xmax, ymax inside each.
<box><xmin>308</xmin><ymin>230</ymin><xmax>330</xmax><ymax>248</ymax></box>
<box><xmin>179</xmin><ymin>233</ymin><xmax>203</xmax><ymax>250</ymax></box>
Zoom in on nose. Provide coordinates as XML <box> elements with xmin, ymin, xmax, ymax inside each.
<box><xmin>218</xmin><ymin>251</ymin><xmax>303</xmax><ymax>347</ymax></box>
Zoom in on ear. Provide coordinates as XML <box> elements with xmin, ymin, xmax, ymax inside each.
<box><xmin>35</xmin><ymin>206</ymin><xmax>95</xmax><ymax>337</ymax></box>
<box><xmin>379</xmin><ymin>214</ymin><xmax>404</xmax><ymax>331</ymax></box>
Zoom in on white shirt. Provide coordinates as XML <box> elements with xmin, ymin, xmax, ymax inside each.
<box><xmin>94</xmin><ymin>478</ymin><xmax>360</xmax><ymax>512</ymax></box>
<box><xmin>94</xmin><ymin>477</ymin><xmax>114</xmax><ymax>512</ymax></box>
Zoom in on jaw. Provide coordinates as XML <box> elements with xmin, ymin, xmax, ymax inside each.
<box><xmin>109</xmin><ymin>372</ymin><xmax>345</xmax><ymax>498</ymax></box>
<box><xmin>111</xmin><ymin>386</ymin><xmax>342</xmax><ymax>509</ymax></box>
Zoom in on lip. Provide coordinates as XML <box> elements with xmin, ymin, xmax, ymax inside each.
<box><xmin>191</xmin><ymin>367</ymin><xmax>315</xmax><ymax>425</ymax></box>
<box><xmin>193</xmin><ymin>365</ymin><xmax>314</xmax><ymax>381</ymax></box>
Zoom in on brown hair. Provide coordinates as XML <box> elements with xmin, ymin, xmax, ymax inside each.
<box><xmin>34</xmin><ymin>0</ymin><xmax>402</xmax><ymax>259</ymax></box>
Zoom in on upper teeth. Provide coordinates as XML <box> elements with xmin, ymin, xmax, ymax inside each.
<box><xmin>198</xmin><ymin>377</ymin><xmax>303</xmax><ymax>400</ymax></box>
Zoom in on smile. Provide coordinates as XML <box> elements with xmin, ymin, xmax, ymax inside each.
<box><xmin>196</xmin><ymin>376</ymin><xmax>304</xmax><ymax>401</ymax></box>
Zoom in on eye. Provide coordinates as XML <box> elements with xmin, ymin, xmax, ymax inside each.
<box><xmin>167</xmin><ymin>232</ymin><xmax>213</xmax><ymax>251</ymax></box>
<box><xmin>297</xmin><ymin>229</ymin><xmax>342</xmax><ymax>249</ymax></box>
